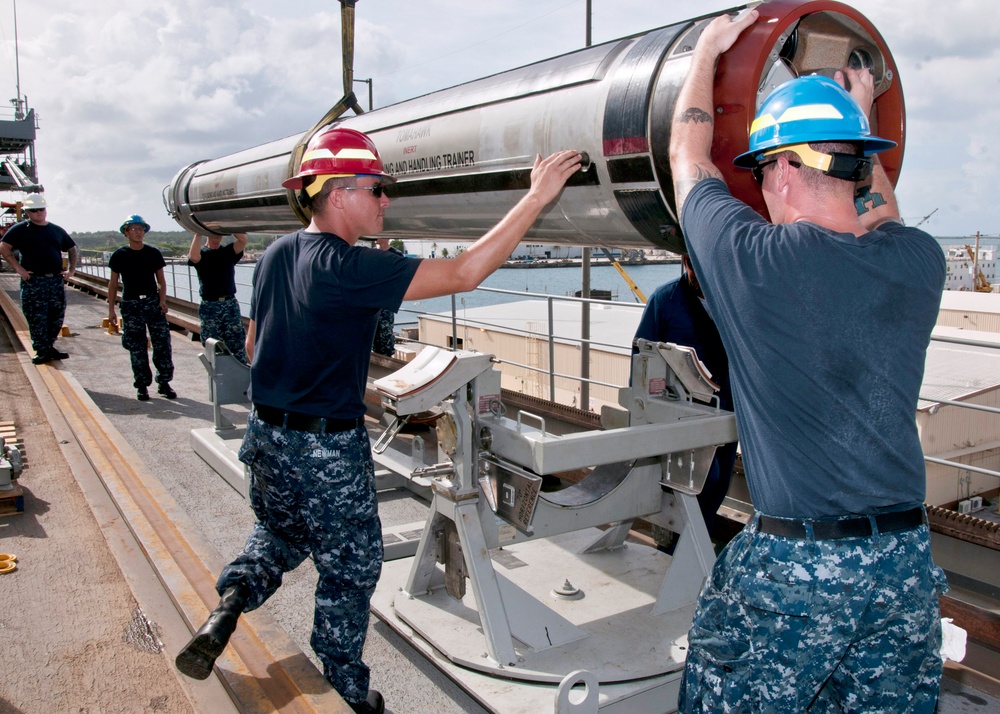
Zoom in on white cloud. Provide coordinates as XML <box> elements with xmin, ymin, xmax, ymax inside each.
<box><xmin>1</xmin><ymin>0</ymin><xmax>996</xmax><ymax>237</ymax></box>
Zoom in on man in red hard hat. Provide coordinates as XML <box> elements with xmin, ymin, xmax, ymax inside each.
<box><xmin>176</xmin><ymin>124</ymin><xmax>581</xmax><ymax>714</ymax></box>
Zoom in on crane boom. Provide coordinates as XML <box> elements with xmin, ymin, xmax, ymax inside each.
<box><xmin>599</xmin><ymin>247</ymin><xmax>647</xmax><ymax>303</ymax></box>
<box><xmin>914</xmin><ymin>207</ymin><xmax>938</xmax><ymax>227</ymax></box>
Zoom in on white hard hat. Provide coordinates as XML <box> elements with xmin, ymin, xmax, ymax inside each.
<box><xmin>22</xmin><ymin>194</ymin><xmax>47</xmax><ymax>210</ymax></box>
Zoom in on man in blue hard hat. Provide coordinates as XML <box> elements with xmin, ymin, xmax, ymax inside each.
<box><xmin>107</xmin><ymin>215</ymin><xmax>177</xmax><ymax>401</ymax></box>
<box><xmin>0</xmin><ymin>194</ymin><xmax>78</xmax><ymax>364</ymax></box>
<box><xmin>669</xmin><ymin>10</ymin><xmax>946</xmax><ymax>713</ymax></box>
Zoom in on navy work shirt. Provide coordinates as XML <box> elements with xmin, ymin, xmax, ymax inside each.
<box><xmin>189</xmin><ymin>243</ymin><xmax>242</xmax><ymax>300</ymax></box>
<box><xmin>2</xmin><ymin>221</ymin><xmax>75</xmax><ymax>274</ymax></box>
<box><xmin>109</xmin><ymin>245</ymin><xmax>166</xmax><ymax>300</ymax></box>
<box><xmin>249</xmin><ymin>230</ymin><xmax>421</xmax><ymax>419</ymax></box>
<box><xmin>683</xmin><ymin>178</ymin><xmax>944</xmax><ymax>519</ymax></box>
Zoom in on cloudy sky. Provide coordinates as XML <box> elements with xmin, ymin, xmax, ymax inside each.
<box><xmin>2</xmin><ymin>0</ymin><xmax>997</xmax><ymax>238</ymax></box>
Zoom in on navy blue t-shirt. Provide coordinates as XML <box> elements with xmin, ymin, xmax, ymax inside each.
<box><xmin>1</xmin><ymin>220</ymin><xmax>75</xmax><ymax>273</ymax></box>
<box><xmin>248</xmin><ymin>230</ymin><xmax>422</xmax><ymax>418</ymax></box>
<box><xmin>683</xmin><ymin>179</ymin><xmax>945</xmax><ymax>519</ymax></box>
<box><xmin>188</xmin><ymin>243</ymin><xmax>241</xmax><ymax>300</ymax></box>
<box><xmin>109</xmin><ymin>245</ymin><xmax>166</xmax><ymax>300</ymax></box>
<box><xmin>633</xmin><ymin>274</ymin><xmax>733</xmax><ymax>413</ymax></box>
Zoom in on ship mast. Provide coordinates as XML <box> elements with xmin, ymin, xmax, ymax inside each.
<box><xmin>12</xmin><ymin>0</ymin><xmax>22</xmax><ymax>119</ymax></box>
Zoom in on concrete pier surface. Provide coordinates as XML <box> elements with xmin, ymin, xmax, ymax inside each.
<box><xmin>1</xmin><ymin>272</ymin><xmax>996</xmax><ymax>713</ymax></box>
<box><xmin>0</xmin><ymin>315</ymin><xmax>200</xmax><ymax>713</ymax></box>
<box><xmin>0</xmin><ymin>273</ymin><xmax>481</xmax><ymax>714</ymax></box>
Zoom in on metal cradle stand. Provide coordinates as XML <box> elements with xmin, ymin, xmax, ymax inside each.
<box><xmin>189</xmin><ymin>338</ymin><xmax>252</xmax><ymax>497</ymax></box>
<box><xmin>369</xmin><ymin>340</ymin><xmax>737</xmax><ymax>713</ymax></box>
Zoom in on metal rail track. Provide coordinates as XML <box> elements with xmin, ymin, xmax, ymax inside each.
<box><xmin>0</xmin><ymin>282</ymin><xmax>351</xmax><ymax>713</ymax></box>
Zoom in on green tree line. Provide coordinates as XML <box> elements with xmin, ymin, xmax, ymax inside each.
<box><xmin>69</xmin><ymin>231</ymin><xmax>278</xmax><ymax>258</ymax></box>
<box><xmin>70</xmin><ymin>232</ymin><xmax>408</xmax><ymax>259</ymax></box>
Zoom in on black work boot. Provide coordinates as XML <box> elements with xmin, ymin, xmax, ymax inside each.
<box><xmin>136</xmin><ymin>386</ymin><xmax>149</xmax><ymax>401</ymax></box>
<box><xmin>158</xmin><ymin>383</ymin><xmax>177</xmax><ymax>399</ymax></box>
<box><xmin>175</xmin><ymin>584</ymin><xmax>250</xmax><ymax>680</ymax></box>
<box><xmin>349</xmin><ymin>690</ymin><xmax>385</xmax><ymax>714</ymax></box>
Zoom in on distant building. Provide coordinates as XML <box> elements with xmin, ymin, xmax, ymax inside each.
<box><xmin>943</xmin><ymin>244</ymin><xmax>997</xmax><ymax>291</ymax></box>
<box><xmin>919</xmin><ymin>326</ymin><xmax>1000</xmax><ymax>508</ymax></box>
<box><xmin>403</xmin><ymin>241</ymin><xmax>683</xmax><ymax>262</ymax></box>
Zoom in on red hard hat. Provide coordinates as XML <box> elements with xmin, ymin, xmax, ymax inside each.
<box><xmin>282</xmin><ymin>127</ymin><xmax>394</xmax><ymax>193</ymax></box>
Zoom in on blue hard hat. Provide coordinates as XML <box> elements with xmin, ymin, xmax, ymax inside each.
<box><xmin>733</xmin><ymin>75</ymin><xmax>896</xmax><ymax>169</ymax></box>
<box><xmin>120</xmin><ymin>214</ymin><xmax>151</xmax><ymax>234</ymax></box>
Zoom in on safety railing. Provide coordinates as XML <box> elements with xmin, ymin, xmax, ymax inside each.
<box><xmin>920</xmin><ymin>333</ymin><xmax>1000</xmax><ymax>514</ymax></box>
<box><xmin>76</xmin><ymin>249</ymin><xmax>254</xmax><ymax>316</ymax></box>
<box><xmin>78</xmin><ymin>250</ymin><xmax>1000</xmax><ymax>471</ymax></box>
<box><xmin>76</xmin><ymin>251</ymin><xmax>643</xmax><ymax>403</ymax></box>
<box><xmin>398</xmin><ymin>288</ymin><xmax>643</xmax><ymax>405</ymax></box>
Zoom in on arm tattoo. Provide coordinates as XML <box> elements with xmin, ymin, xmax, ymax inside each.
<box><xmin>675</xmin><ymin>163</ymin><xmax>723</xmax><ymax>215</ymax></box>
<box><xmin>691</xmin><ymin>163</ymin><xmax>722</xmax><ymax>182</ymax></box>
<box><xmin>677</xmin><ymin>107</ymin><xmax>714</xmax><ymax>126</ymax></box>
<box><xmin>854</xmin><ymin>186</ymin><xmax>887</xmax><ymax>216</ymax></box>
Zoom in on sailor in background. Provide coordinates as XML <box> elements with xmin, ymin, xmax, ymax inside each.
<box><xmin>633</xmin><ymin>254</ymin><xmax>736</xmax><ymax>545</ymax></box>
<box><xmin>174</xmin><ymin>125</ymin><xmax>580</xmax><ymax>714</ymax></box>
<box><xmin>0</xmin><ymin>194</ymin><xmax>78</xmax><ymax>364</ymax></box>
<box><xmin>188</xmin><ymin>232</ymin><xmax>249</xmax><ymax>363</ymax></box>
<box><xmin>670</xmin><ymin>10</ymin><xmax>947</xmax><ymax>712</ymax></box>
<box><xmin>371</xmin><ymin>237</ymin><xmax>404</xmax><ymax>358</ymax></box>
<box><xmin>107</xmin><ymin>215</ymin><xmax>177</xmax><ymax>401</ymax></box>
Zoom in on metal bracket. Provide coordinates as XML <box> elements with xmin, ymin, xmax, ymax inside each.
<box><xmin>372</xmin><ymin>414</ymin><xmax>409</xmax><ymax>454</ymax></box>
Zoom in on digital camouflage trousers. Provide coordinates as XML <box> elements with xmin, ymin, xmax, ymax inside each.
<box><xmin>198</xmin><ymin>298</ymin><xmax>247</xmax><ymax>364</ymax></box>
<box><xmin>371</xmin><ymin>308</ymin><xmax>395</xmax><ymax>357</ymax></box>
<box><xmin>679</xmin><ymin>513</ymin><xmax>948</xmax><ymax>713</ymax></box>
<box><xmin>21</xmin><ymin>275</ymin><xmax>65</xmax><ymax>355</ymax></box>
<box><xmin>225</xmin><ymin>412</ymin><xmax>382</xmax><ymax>706</ymax></box>
<box><xmin>120</xmin><ymin>296</ymin><xmax>174</xmax><ymax>388</ymax></box>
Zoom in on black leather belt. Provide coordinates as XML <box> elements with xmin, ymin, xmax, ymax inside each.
<box><xmin>208</xmin><ymin>295</ymin><xmax>235</xmax><ymax>302</ymax></box>
<box><xmin>757</xmin><ymin>507</ymin><xmax>926</xmax><ymax>541</ymax></box>
<box><xmin>35</xmin><ymin>273</ymin><xmax>59</xmax><ymax>277</ymax></box>
<box><xmin>253</xmin><ymin>403</ymin><xmax>363</xmax><ymax>435</ymax></box>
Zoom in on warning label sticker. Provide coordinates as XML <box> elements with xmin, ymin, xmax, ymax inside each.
<box><xmin>478</xmin><ymin>394</ymin><xmax>500</xmax><ymax>414</ymax></box>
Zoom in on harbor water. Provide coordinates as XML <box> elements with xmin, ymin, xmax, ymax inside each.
<box><xmin>162</xmin><ymin>260</ymin><xmax>685</xmax><ymax>322</ymax></box>
<box><xmin>156</xmin><ymin>234</ymin><xmax>997</xmax><ymax>325</ymax></box>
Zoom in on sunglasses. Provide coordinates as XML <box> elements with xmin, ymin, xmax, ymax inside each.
<box><xmin>338</xmin><ymin>184</ymin><xmax>386</xmax><ymax>199</ymax></box>
<box><xmin>751</xmin><ymin>159</ymin><xmax>801</xmax><ymax>186</ymax></box>
<box><xmin>25</xmin><ymin>208</ymin><xmax>46</xmax><ymax>213</ymax></box>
